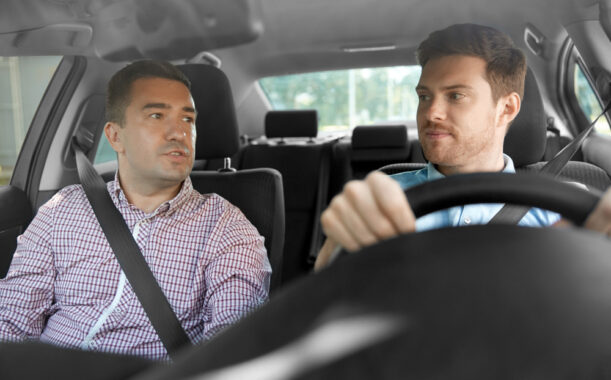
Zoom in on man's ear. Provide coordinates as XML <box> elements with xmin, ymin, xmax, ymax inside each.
<box><xmin>104</xmin><ymin>122</ymin><xmax>124</xmax><ymax>154</ymax></box>
<box><xmin>497</xmin><ymin>92</ymin><xmax>521</xmax><ymax>130</ymax></box>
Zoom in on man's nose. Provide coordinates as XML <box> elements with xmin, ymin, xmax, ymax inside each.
<box><xmin>167</xmin><ymin>117</ymin><xmax>191</xmax><ymax>141</ymax></box>
<box><xmin>424</xmin><ymin>97</ymin><xmax>446</xmax><ymax>121</ymax></box>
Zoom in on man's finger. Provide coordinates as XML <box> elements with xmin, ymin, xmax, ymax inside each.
<box><xmin>320</xmin><ymin>207</ymin><xmax>362</xmax><ymax>252</ymax></box>
<box><xmin>342</xmin><ymin>178</ymin><xmax>401</xmax><ymax>240</ymax></box>
<box><xmin>366</xmin><ymin>171</ymin><xmax>416</xmax><ymax>235</ymax></box>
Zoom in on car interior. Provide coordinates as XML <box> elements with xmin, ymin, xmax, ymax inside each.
<box><xmin>1</xmin><ymin>0</ymin><xmax>611</xmax><ymax>378</ymax></box>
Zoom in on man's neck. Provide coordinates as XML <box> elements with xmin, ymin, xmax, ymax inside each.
<box><xmin>117</xmin><ymin>175</ymin><xmax>183</xmax><ymax>214</ymax></box>
<box><xmin>435</xmin><ymin>154</ymin><xmax>506</xmax><ymax>176</ymax></box>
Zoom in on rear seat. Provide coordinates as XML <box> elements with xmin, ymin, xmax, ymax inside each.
<box><xmin>239</xmin><ymin>110</ymin><xmax>332</xmax><ymax>284</ymax></box>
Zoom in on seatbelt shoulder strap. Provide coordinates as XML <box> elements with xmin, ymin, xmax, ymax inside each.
<box><xmin>72</xmin><ymin>138</ymin><xmax>191</xmax><ymax>359</ymax></box>
<box><xmin>489</xmin><ymin>101</ymin><xmax>611</xmax><ymax>224</ymax></box>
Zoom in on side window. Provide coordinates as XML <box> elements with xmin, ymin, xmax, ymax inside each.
<box><xmin>94</xmin><ymin>134</ymin><xmax>116</xmax><ymax>164</ymax></box>
<box><xmin>0</xmin><ymin>56</ymin><xmax>62</xmax><ymax>186</ymax></box>
<box><xmin>573</xmin><ymin>63</ymin><xmax>611</xmax><ymax>136</ymax></box>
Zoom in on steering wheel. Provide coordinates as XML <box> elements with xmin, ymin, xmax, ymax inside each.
<box><xmin>135</xmin><ymin>173</ymin><xmax>611</xmax><ymax>380</ymax></box>
<box><xmin>402</xmin><ymin>172</ymin><xmax>600</xmax><ymax>225</ymax></box>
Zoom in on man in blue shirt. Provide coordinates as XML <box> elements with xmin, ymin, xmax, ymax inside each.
<box><xmin>392</xmin><ymin>154</ymin><xmax>560</xmax><ymax>232</ymax></box>
<box><xmin>315</xmin><ymin>23</ymin><xmax>611</xmax><ymax>270</ymax></box>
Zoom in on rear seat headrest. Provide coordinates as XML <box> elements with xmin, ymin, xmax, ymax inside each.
<box><xmin>503</xmin><ymin>67</ymin><xmax>546</xmax><ymax>167</ymax></box>
<box><xmin>352</xmin><ymin>125</ymin><xmax>409</xmax><ymax>149</ymax></box>
<box><xmin>265</xmin><ymin>110</ymin><xmax>318</xmax><ymax>138</ymax></box>
<box><xmin>177</xmin><ymin>64</ymin><xmax>240</xmax><ymax>160</ymax></box>
<box><xmin>350</xmin><ymin>125</ymin><xmax>410</xmax><ymax>162</ymax></box>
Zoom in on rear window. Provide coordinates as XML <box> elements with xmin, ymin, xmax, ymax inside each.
<box><xmin>0</xmin><ymin>56</ymin><xmax>62</xmax><ymax>185</ymax></box>
<box><xmin>259</xmin><ymin>66</ymin><xmax>422</xmax><ymax>134</ymax></box>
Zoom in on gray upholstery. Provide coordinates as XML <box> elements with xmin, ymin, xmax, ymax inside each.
<box><xmin>519</xmin><ymin>162</ymin><xmax>610</xmax><ymax>192</ymax></box>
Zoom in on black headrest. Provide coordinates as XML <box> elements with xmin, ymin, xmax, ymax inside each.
<box><xmin>265</xmin><ymin>110</ymin><xmax>318</xmax><ymax>138</ymax></box>
<box><xmin>503</xmin><ymin>68</ymin><xmax>547</xmax><ymax>167</ymax></box>
<box><xmin>177</xmin><ymin>64</ymin><xmax>240</xmax><ymax>160</ymax></box>
<box><xmin>352</xmin><ymin>125</ymin><xmax>409</xmax><ymax>149</ymax></box>
<box><xmin>351</xmin><ymin>125</ymin><xmax>410</xmax><ymax>163</ymax></box>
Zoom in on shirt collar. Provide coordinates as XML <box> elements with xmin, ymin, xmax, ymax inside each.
<box><xmin>109</xmin><ymin>172</ymin><xmax>193</xmax><ymax>216</ymax></box>
<box><xmin>426</xmin><ymin>153</ymin><xmax>515</xmax><ymax>180</ymax></box>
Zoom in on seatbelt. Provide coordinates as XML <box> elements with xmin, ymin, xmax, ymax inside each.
<box><xmin>489</xmin><ymin>100</ymin><xmax>611</xmax><ymax>224</ymax></box>
<box><xmin>72</xmin><ymin>138</ymin><xmax>191</xmax><ymax>359</ymax></box>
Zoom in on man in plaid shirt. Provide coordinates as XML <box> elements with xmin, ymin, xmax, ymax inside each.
<box><xmin>0</xmin><ymin>60</ymin><xmax>271</xmax><ymax>360</ymax></box>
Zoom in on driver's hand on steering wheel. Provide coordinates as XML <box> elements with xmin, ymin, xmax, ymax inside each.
<box><xmin>315</xmin><ymin>171</ymin><xmax>416</xmax><ymax>270</ymax></box>
<box><xmin>585</xmin><ymin>187</ymin><xmax>611</xmax><ymax>237</ymax></box>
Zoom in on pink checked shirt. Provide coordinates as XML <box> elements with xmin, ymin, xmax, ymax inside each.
<box><xmin>0</xmin><ymin>176</ymin><xmax>271</xmax><ymax>360</ymax></box>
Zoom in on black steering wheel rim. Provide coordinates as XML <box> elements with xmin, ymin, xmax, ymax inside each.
<box><xmin>403</xmin><ymin>172</ymin><xmax>600</xmax><ymax>226</ymax></box>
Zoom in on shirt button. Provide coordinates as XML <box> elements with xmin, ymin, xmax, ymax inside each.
<box><xmin>464</xmin><ymin>217</ymin><xmax>471</xmax><ymax>225</ymax></box>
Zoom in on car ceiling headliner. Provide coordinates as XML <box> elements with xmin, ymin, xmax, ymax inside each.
<box><xmin>0</xmin><ymin>0</ymin><xmax>600</xmax><ymax>76</ymax></box>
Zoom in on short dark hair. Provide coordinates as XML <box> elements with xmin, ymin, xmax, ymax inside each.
<box><xmin>416</xmin><ymin>23</ymin><xmax>526</xmax><ymax>102</ymax></box>
<box><xmin>105</xmin><ymin>60</ymin><xmax>191</xmax><ymax>125</ymax></box>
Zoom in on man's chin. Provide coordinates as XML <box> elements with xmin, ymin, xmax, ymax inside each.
<box><xmin>421</xmin><ymin>147</ymin><xmax>450</xmax><ymax>165</ymax></box>
<box><xmin>157</xmin><ymin>169</ymin><xmax>190</xmax><ymax>186</ymax></box>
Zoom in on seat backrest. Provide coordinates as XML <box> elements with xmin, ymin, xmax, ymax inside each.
<box><xmin>543</xmin><ymin>134</ymin><xmax>573</xmax><ymax>161</ymax></box>
<box><xmin>189</xmin><ymin>169</ymin><xmax>285</xmax><ymax>287</ymax></box>
<box><xmin>504</xmin><ymin>68</ymin><xmax>611</xmax><ymax>189</ymax></box>
<box><xmin>503</xmin><ymin>67</ymin><xmax>548</xmax><ymax>167</ymax></box>
<box><xmin>240</xmin><ymin>110</ymin><xmax>331</xmax><ymax>285</ymax></box>
<box><xmin>178</xmin><ymin>64</ymin><xmax>285</xmax><ymax>291</ymax></box>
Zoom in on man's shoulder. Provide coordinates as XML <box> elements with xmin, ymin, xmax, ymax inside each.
<box><xmin>28</xmin><ymin>184</ymin><xmax>92</xmax><ymax>228</ymax></box>
<box><xmin>183</xmin><ymin>189</ymin><xmax>241</xmax><ymax>218</ymax></box>
<box><xmin>45</xmin><ymin>184</ymin><xmax>88</xmax><ymax>208</ymax></box>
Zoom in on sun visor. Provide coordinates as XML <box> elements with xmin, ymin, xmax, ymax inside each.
<box><xmin>0</xmin><ymin>0</ymin><xmax>262</xmax><ymax>60</ymax></box>
<box><xmin>93</xmin><ymin>0</ymin><xmax>263</xmax><ymax>61</ymax></box>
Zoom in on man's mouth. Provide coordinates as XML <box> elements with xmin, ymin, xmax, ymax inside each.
<box><xmin>424</xmin><ymin>130</ymin><xmax>452</xmax><ymax>139</ymax></box>
<box><xmin>164</xmin><ymin>149</ymin><xmax>191</xmax><ymax>161</ymax></box>
<box><xmin>164</xmin><ymin>147</ymin><xmax>190</xmax><ymax>157</ymax></box>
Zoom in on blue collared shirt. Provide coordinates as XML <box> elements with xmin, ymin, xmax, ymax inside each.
<box><xmin>391</xmin><ymin>155</ymin><xmax>561</xmax><ymax>232</ymax></box>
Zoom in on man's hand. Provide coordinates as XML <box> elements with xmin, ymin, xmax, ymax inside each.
<box><xmin>585</xmin><ymin>187</ymin><xmax>611</xmax><ymax>237</ymax></box>
<box><xmin>315</xmin><ymin>172</ymin><xmax>416</xmax><ymax>270</ymax></box>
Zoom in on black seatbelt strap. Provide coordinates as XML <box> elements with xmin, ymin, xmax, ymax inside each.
<box><xmin>489</xmin><ymin>100</ymin><xmax>611</xmax><ymax>224</ymax></box>
<box><xmin>72</xmin><ymin>138</ymin><xmax>191</xmax><ymax>359</ymax></box>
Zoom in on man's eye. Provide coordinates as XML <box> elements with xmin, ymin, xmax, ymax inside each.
<box><xmin>450</xmin><ymin>93</ymin><xmax>465</xmax><ymax>100</ymax></box>
<box><xmin>183</xmin><ymin>116</ymin><xmax>194</xmax><ymax>123</ymax></box>
<box><xmin>150</xmin><ymin>113</ymin><xmax>162</xmax><ymax>119</ymax></box>
<box><xmin>418</xmin><ymin>94</ymin><xmax>430</xmax><ymax>101</ymax></box>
